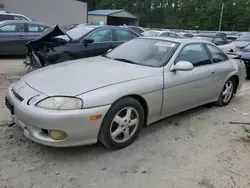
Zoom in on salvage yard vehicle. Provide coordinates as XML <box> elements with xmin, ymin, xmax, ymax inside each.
<box><xmin>232</xmin><ymin>44</ymin><xmax>250</xmax><ymax>78</ymax></box>
<box><xmin>24</xmin><ymin>25</ymin><xmax>141</xmax><ymax>69</ymax></box>
<box><xmin>142</xmin><ymin>30</ymin><xmax>183</xmax><ymax>38</ymax></box>
<box><xmin>220</xmin><ymin>33</ymin><xmax>250</xmax><ymax>53</ymax></box>
<box><xmin>0</xmin><ymin>11</ymin><xmax>32</xmax><ymax>21</ymax></box>
<box><xmin>6</xmin><ymin>37</ymin><xmax>246</xmax><ymax>149</ymax></box>
<box><xmin>193</xmin><ymin>35</ymin><xmax>228</xmax><ymax>46</ymax></box>
<box><xmin>0</xmin><ymin>20</ymin><xmax>52</xmax><ymax>55</ymax></box>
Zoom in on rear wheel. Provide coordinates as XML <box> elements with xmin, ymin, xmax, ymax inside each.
<box><xmin>216</xmin><ymin>78</ymin><xmax>235</xmax><ymax>106</ymax></box>
<box><xmin>99</xmin><ymin>97</ymin><xmax>144</xmax><ymax>149</ymax></box>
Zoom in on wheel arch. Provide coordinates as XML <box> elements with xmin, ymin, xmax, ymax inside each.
<box><xmin>108</xmin><ymin>94</ymin><xmax>149</xmax><ymax>126</ymax></box>
<box><xmin>231</xmin><ymin>75</ymin><xmax>239</xmax><ymax>93</ymax></box>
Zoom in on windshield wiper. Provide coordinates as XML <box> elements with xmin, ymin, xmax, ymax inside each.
<box><xmin>113</xmin><ymin>58</ymin><xmax>138</xmax><ymax>65</ymax></box>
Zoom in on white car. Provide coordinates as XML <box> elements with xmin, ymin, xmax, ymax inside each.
<box><xmin>220</xmin><ymin>33</ymin><xmax>250</xmax><ymax>53</ymax></box>
<box><xmin>142</xmin><ymin>30</ymin><xmax>183</xmax><ymax>38</ymax></box>
<box><xmin>0</xmin><ymin>11</ymin><xmax>32</xmax><ymax>22</ymax></box>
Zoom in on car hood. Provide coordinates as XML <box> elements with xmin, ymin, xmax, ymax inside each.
<box><xmin>23</xmin><ymin>56</ymin><xmax>161</xmax><ymax>96</ymax></box>
<box><xmin>26</xmin><ymin>25</ymin><xmax>72</xmax><ymax>48</ymax></box>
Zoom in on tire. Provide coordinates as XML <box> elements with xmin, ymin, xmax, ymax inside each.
<box><xmin>54</xmin><ymin>56</ymin><xmax>74</xmax><ymax>64</ymax></box>
<box><xmin>216</xmin><ymin>78</ymin><xmax>235</xmax><ymax>106</ymax></box>
<box><xmin>98</xmin><ymin>97</ymin><xmax>144</xmax><ymax>150</ymax></box>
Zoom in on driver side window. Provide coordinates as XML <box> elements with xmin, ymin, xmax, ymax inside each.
<box><xmin>87</xmin><ymin>29</ymin><xmax>112</xmax><ymax>43</ymax></box>
<box><xmin>175</xmin><ymin>44</ymin><xmax>211</xmax><ymax>67</ymax></box>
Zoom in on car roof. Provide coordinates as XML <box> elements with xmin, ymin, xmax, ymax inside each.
<box><xmin>195</xmin><ymin>35</ymin><xmax>221</xmax><ymax>38</ymax></box>
<box><xmin>141</xmin><ymin>36</ymin><xmax>214</xmax><ymax>44</ymax></box>
<box><xmin>0</xmin><ymin>12</ymin><xmax>31</xmax><ymax>19</ymax></box>
<box><xmin>0</xmin><ymin>20</ymin><xmax>52</xmax><ymax>27</ymax></box>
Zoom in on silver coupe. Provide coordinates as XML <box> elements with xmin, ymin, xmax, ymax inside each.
<box><xmin>6</xmin><ymin>37</ymin><xmax>246</xmax><ymax>149</ymax></box>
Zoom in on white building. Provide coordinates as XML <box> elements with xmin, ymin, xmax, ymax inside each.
<box><xmin>0</xmin><ymin>0</ymin><xmax>87</xmax><ymax>25</ymax></box>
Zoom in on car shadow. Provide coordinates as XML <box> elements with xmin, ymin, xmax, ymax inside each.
<box><xmin>0</xmin><ymin>55</ymin><xmax>25</xmax><ymax>59</ymax></box>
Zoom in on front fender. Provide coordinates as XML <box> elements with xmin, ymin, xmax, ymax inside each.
<box><xmin>78</xmin><ymin>75</ymin><xmax>163</xmax><ymax>119</ymax></box>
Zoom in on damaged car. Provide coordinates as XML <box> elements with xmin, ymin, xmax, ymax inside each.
<box><xmin>220</xmin><ymin>33</ymin><xmax>250</xmax><ymax>53</ymax></box>
<box><xmin>24</xmin><ymin>24</ymin><xmax>141</xmax><ymax>69</ymax></box>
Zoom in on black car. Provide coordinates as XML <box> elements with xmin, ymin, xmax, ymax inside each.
<box><xmin>238</xmin><ymin>44</ymin><xmax>250</xmax><ymax>78</ymax></box>
<box><xmin>25</xmin><ymin>24</ymin><xmax>142</xmax><ymax>68</ymax></box>
<box><xmin>193</xmin><ymin>35</ymin><xmax>228</xmax><ymax>46</ymax></box>
<box><xmin>0</xmin><ymin>20</ymin><xmax>52</xmax><ymax>55</ymax></box>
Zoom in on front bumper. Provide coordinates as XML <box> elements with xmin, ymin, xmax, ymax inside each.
<box><xmin>6</xmin><ymin>83</ymin><xmax>110</xmax><ymax>147</ymax></box>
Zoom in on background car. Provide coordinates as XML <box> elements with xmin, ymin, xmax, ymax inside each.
<box><xmin>0</xmin><ymin>11</ymin><xmax>32</xmax><ymax>21</ymax></box>
<box><xmin>142</xmin><ymin>30</ymin><xmax>183</xmax><ymax>38</ymax></box>
<box><xmin>0</xmin><ymin>20</ymin><xmax>52</xmax><ymax>55</ymax></box>
<box><xmin>226</xmin><ymin>35</ymin><xmax>239</xmax><ymax>43</ymax></box>
<box><xmin>193</xmin><ymin>35</ymin><xmax>228</xmax><ymax>46</ymax></box>
<box><xmin>220</xmin><ymin>33</ymin><xmax>250</xmax><ymax>53</ymax></box>
<box><xmin>25</xmin><ymin>24</ymin><xmax>142</xmax><ymax>67</ymax></box>
<box><xmin>6</xmin><ymin>37</ymin><xmax>245</xmax><ymax>149</ymax></box>
<box><xmin>122</xmin><ymin>25</ymin><xmax>146</xmax><ymax>34</ymax></box>
<box><xmin>236</xmin><ymin>44</ymin><xmax>250</xmax><ymax>78</ymax></box>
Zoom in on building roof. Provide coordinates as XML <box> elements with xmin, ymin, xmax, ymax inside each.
<box><xmin>88</xmin><ymin>9</ymin><xmax>125</xmax><ymax>16</ymax></box>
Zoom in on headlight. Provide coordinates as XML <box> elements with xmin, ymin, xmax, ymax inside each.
<box><xmin>36</xmin><ymin>97</ymin><xmax>83</xmax><ymax>110</ymax></box>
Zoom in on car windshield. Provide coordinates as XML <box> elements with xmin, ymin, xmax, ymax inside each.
<box><xmin>194</xmin><ymin>37</ymin><xmax>213</xmax><ymax>42</ymax></box>
<box><xmin>237</xmin><ymin>34</ymin><xmax>250</xmax><ymax>41</ymax></box>
<box><xmin>105</xmin><ymin>38</ymin><xmax>178</xmax><ymax>67</ymax></box>
<box><xmin>66</xmin><ymin>26</ymin><xmax>96</xmax><ymax>40</ymax></box>
<box><xmin>142</xmin><ymin>30</ymin><xmax>161</xmax><ymax>37</ymax></box>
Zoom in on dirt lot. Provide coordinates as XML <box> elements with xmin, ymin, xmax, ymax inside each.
<box><xmin>1</xmin><ymin>58</ymin><xmax>250</xmax><ymax>188</ymax></box>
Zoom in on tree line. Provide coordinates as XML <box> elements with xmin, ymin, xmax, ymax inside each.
<box><xmin>88</xmin><ymin>0</ymin><xmax>250</xmax><ymax>31</ymax></box>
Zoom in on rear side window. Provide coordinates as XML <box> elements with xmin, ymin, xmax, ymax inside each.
<box><xmin>207</xmin><ymin>44</ymin><xmax>228</xmax><ymax>63</ymax></box>
<box><xmin>28</xmin><ymin>24</ymin><xmax>48</xmax><ymax>32</ymax></box>
<box><xmin>129</xmin><ymin>27</ymin><xmax>144</xmax><ymax>34</ymax></box>
<box><xmin>0</xmin><ymin>23</ymin><xmax>25</xmax><ymax>32</ymax></box>
<box><xmin>214</xmin><ymin>37</ymin><xmax>227</xmax><ymax>45</ymax></box>
<box><xmin>13</xmin><ymin>15</ymin><xmax>29</xmax><ymax>21</ymax></box>
<box><xmin>0</xmin><ymin>14</ymin><xmax>14</xmax><ymax>21</ymax></box>
<box><xmin>159</xmin><ymin>32</ymin><xmax>169</xmax><ymax>37</ymax></box>
<box><xmin>176</xmin><ymin>44</ymin><xmax>211</xmax><ymax>67</ymax></box>
<box><xmin>115</xmin><ymin>30</ymin><xmax>133</xmax><ymax>41</ymax></box>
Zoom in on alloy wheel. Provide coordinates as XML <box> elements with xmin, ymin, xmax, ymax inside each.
<box><xmin>110</xmin><ymin>107</ymin><xmax>139</xmax><ymax>143</ymax></box>
<box><xmin>222</xmin><ymin>80</ymin><xmax>233</xmax><ymax>103</ymax></box>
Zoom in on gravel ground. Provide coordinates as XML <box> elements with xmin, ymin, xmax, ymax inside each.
<box><xmin>1</xmin><ymin>58</ymin><xmax>250</xmax><ymax>188</ymax></box>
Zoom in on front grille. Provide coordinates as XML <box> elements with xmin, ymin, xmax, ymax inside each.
<box><xmin>12</xmin><ymin>89</ymin><xmax>24</xmax><ymax>102</ymax></box>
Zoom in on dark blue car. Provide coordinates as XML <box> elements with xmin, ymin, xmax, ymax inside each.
<box><xmin>240</xmin><ymin>44</ymin><xmax>250</xmax><ymax>78</ymax></box>
<box><xmin>0</xmin><ymin>20</ymin><xmax>52</xmax><ymax>55</ymax></box>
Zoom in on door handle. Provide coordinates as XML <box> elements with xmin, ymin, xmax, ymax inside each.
<box><xmin>211</xmin><ymin>71</ymin><xmax>216</xmax><ymax>75</ymax></box>
<box><xmin>19</xmin><ymin>36</ymin><xmax>25</xmax><ymax>40</ymax></box>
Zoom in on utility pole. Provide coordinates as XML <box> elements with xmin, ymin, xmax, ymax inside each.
<box><xmin>219</xmin><ymin>2</ymin><xmax>224</xmax><ymax>31</ymax></box>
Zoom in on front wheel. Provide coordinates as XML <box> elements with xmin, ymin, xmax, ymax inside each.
<box><xmin>216</xmin><ymin>78</ymin><xmax>235</xmax><ymax>106</ymax></box>
<box><xmin>98</xmin><ymin>97</ymin><xmax>144</xmax><ymax>150</ymax></box>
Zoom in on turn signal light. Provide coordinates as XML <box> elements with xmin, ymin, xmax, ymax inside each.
<box><xmin>90</xmin><ymin>115</ymin><xmax>102</xmax><ymax>120</ymax></box>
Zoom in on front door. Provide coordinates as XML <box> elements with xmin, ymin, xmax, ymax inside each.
<box><xmin>81</xmin><ymin>29</ymin><xmax>114</xmax><ymax>58</ymax></box>
<box><xmin>162</xmin><ymin>43</ymin><xmax>216</xmax><ymax>116</ymax></box>
<box><xmin>0</xmin><ymin>22</ymin><xmax>27</xmax><ymax>55</ymax></box>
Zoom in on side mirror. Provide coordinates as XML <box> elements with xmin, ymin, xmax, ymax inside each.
<box><xmin>83</xmin><ymin>38</ymin><xmax>94</xmax><ymax>44</ymax></box>
<box><xmin>171</xmin><ymin>61</ymin><xmax>193</xmax><ymax>71</ymax></box>
<box><xmin>107</xmin><ymin>49</ymin><xmax>112</xmax><ymax>53</ymax></box>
